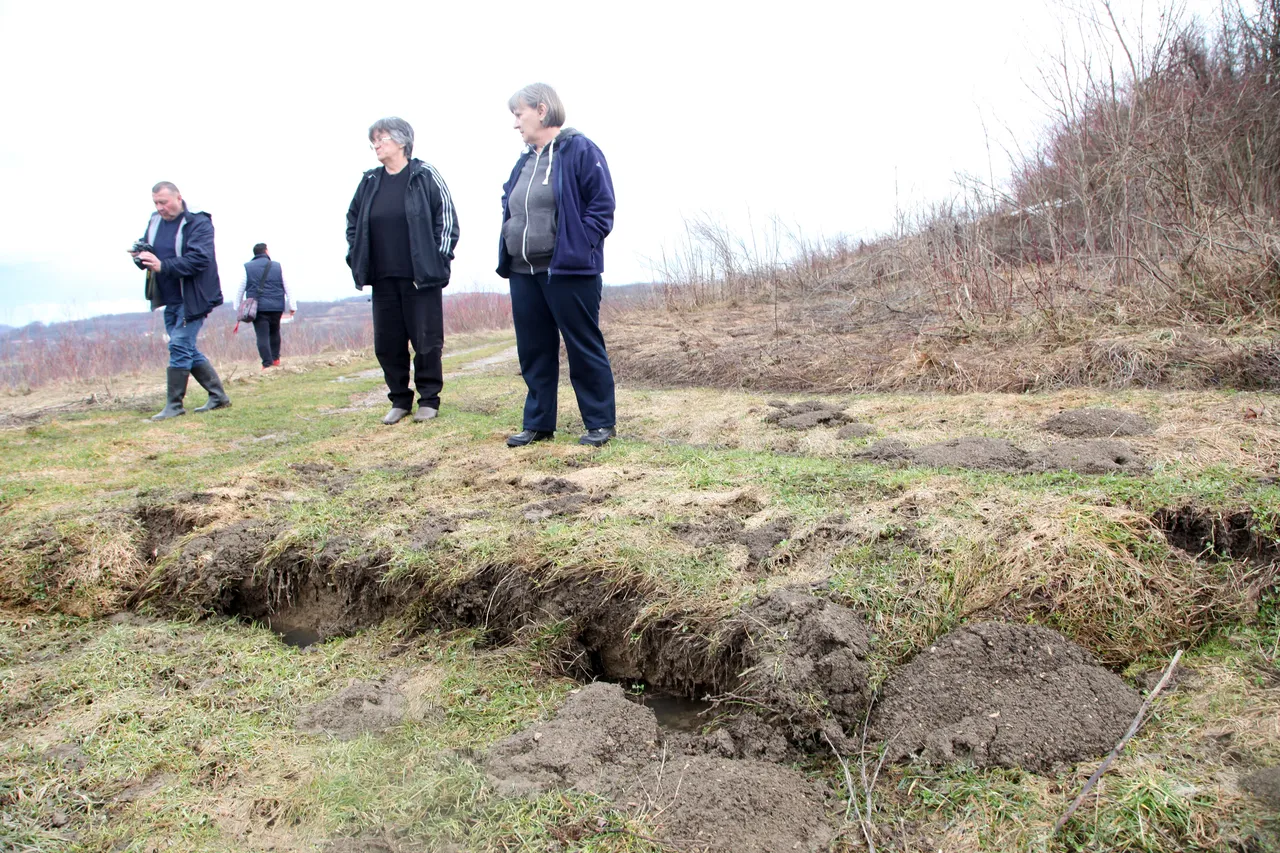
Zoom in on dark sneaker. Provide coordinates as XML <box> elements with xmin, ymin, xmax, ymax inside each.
<box><xmin>506</xmin><ymin>429</ymin><xmax>554</xmax><ymax>447</ymax></box>
<box><xmin>578</xmin><ymin>427</ymin><xmax>616</xmax><ymax>447</ymax></box>
<box><xmin>382</xmin><ymin>407</ymin><xmax>411</xmax><ymax>425</ymax></box>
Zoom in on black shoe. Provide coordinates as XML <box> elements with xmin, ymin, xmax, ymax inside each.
<box><xmin>578</xmin><ymin>427</ymin><xmax>616</xmax><ymax>447</ymax></box>
<box><xmin>190</xmin><ymin>362</ymin><xmax>231</xmax><ymax>412</ymax></box>
<box><xmin>151</xmin><ymin>367</ymin><xmax>189</xmax><ymax>420</ymax></box>
<box><xmin>506</xmin><ymin>429</ymin><xmax>554</xmax><ymax>447</ymax></box>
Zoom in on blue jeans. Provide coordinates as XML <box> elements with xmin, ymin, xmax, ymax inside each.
<box><xmin>163</xmin><ymin>304</ymin><xmax>210</xmax><ymax>371</ymax></box>
<box><xmin>509</xmin><ymin>271</ymin><xmax>615</xmax><ymax>432</ymax></box>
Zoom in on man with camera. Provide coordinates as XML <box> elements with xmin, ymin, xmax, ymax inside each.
<box><xmin>130</xmin><ymin>181</ymin><xmax>231</xmax><ymax>420</ymax></box>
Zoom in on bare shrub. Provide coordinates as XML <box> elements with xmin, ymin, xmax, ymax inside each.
<box><xmin>648</xmin><ymin>0</ymin><xmax>1280</xmax><ymax>379</ymax></box>
<box><xmin>0</xmin><ymin>292</ymin><xmax>514</xmax><ymax>392</ymax></box>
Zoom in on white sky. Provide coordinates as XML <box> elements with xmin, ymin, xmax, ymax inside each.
<box><xmin>0</xmin><ymin>0</ymin><xmax>1218</xmax><ymax>326</ymax></box>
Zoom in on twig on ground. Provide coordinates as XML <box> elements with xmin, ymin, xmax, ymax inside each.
<box><xmin>824</xmin><ymin>730</ymin><xmax>876</xmax><ymax>853</ymax></box>
<box><xmin>1052</xmin><ymin>648</ymin><xmax>1183</xmax><ymax>835</ymax></box>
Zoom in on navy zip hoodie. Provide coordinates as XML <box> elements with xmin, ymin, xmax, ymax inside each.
<box><xmin>497</xmin><ymin>129</ymin><xmax>615</xmax><ymax>278</ymax></box>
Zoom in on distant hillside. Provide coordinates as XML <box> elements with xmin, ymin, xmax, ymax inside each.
<box><xmin>0</xmin><ymin>292</ymin><xmax>514</xmax><ymax>390</ymax></box>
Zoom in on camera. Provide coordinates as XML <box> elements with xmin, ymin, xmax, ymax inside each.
<box><xmin>130</xmin><ymin>240</ymin><xmax>154</xmax><ymax>269</ymax></box>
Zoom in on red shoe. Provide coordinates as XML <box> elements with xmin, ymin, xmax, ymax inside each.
<box><xmin>272</xmin><ymin>360</ymin><xmax>281</xmax><ymax>366</ymax></box>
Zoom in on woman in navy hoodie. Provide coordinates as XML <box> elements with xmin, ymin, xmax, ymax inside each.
<box><xmin>498</xmin><ymin>83</ymin><xmax>618</xmax><ymax>448</ymax></box>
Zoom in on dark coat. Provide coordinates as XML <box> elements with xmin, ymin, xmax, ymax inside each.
<box><xmin>142</xmin><ymin>208</ymin><xmax>223</xmax><ymax>321</ymax></box>
<box><xmin>345</xmin><ymin>158</ymin><xmax>459</xmax><ymax>289</ymax></box>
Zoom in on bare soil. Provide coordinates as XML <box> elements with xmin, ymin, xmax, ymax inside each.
<box><xmin>1241</xmin><ymin>767</ymin><xmax>1280</xmax><ymax>812</ymax></box>
<box><xmin>485</xmin><ymin>682</ymin><xmax>834</xmax><ymax>853</ymax></box>
<box><xmin>870</xmin><ymin>621</ymin><xmax>1141</xmax><ymax>773</ymax></box>
<box><xmin>604</xmin><ymin>296</ymin><xmax>1280</xmax><ymax>393</ymax></box>
<box><xmin>763</xmin><ymin>399</ymin><xmax>853</xmax><ymax>430</ymax></box>
<box><xmin>1042</xmin><ymin>407</ymin><xmax>1153</xmax><ymax>438</ymax></box>
<box><xmin>727</xmin><ymin>588</ymin><xmax>871</xmax><ymax>750</ymax></box>
<box><xmin>296</xmin><ymin>680</ymin><xmax>410</xmax><ymax>741</ymax></box>
<box><xmin>856</xmin><ymin>434</ymin><xmax>1148</xmax><ymax>475</ymax></box>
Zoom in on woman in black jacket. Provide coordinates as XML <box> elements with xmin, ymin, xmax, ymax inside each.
<box><xmin>346</xmin><ymin>117</ymin><xmax>459</xmax><ymax>425</ymax></box>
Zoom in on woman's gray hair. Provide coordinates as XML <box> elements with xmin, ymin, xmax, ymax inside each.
<box><xmin>508</xmin><ymin>83</ymin><xmax>565</xmax><ymax>128</ymax></box>
<box><xmin>368</xmin><ymin>117</ymin><xmax>414</xmax><ymax>159</ymax></box>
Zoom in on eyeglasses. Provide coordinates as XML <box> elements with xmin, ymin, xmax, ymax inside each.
<box><xmin>369</xmin><ymin>137</ymin><xmax>396</xmax><ymax>150</ymax></box>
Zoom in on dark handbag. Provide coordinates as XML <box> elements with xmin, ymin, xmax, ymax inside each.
<box><xmin>237</xmin><ymin>260</ymin><xmax>272</xmax><ymax>323</ymax></box>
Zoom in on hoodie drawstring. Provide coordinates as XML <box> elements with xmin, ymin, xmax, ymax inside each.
<box><xmin>542</xmin><ymin>138</ymin><xmax>555</xmax><ymax>185</ymax></box>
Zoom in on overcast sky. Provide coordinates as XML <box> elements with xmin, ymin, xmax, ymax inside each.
<box><xmin>0</xmin><ymin>0</ymin><xmax>1215</xmax><ymax>326</ymax></box>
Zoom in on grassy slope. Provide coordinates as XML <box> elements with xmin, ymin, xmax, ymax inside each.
<box><xmin>1</xmin><ymin>342</ymin><xmax>1277</xmax><ymax>851</ymax></box>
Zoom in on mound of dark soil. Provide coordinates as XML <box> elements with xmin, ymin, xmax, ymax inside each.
<box><xmin>837</xmin><ymin>422</ymin><xmax>876</xmax><ymax>439</ymax></box>
<box><xmin>870</xmin><ymin>622</ymin><xmax>1141</xmax><ymax>772</ymax></box>
<box><xmin>532</xmin><ymin>477</ymin><xmax>582</xmax><ymax>495</ymax></box>
<box><xmin>859</xmin><ymin>437</ymin><xmax>912</xmax><ymax>461</ymax></box>
<box><xmin>1028</xmin><ymin>439</ymin><xmax>1147</xmax><ymax>475</ymax></box>
<box><xmin>486</xmin><ymin>682</ymin><xmax>659</xmax><ymax>795</ymax></box>
<box><xmin>672</xmin><ymin>517</ymin><xmax>793</xmax><ymax>566</ymax></box>
<box><xmin>297</xmin><ymin>680</ymin><xmax>409</xmax><ymax>740</ymax></box>
<box><xmin>731</xmin><ymin>588</ymin><xmax>870</xmax><ymax>748</ymax></box>
<box><xmin>1241</xmin><ymin>767</ymin><xmax>1280</xmax><ymax>811</ymax></box>
<box><xmin>485</xmin><ymin>682</ymin><xmax>833</xmax><ymax>853</ymax></box>
<box><xmin>856</xmin><ymin>435</ymin><xmax>1148</xmax><ymax>475</ymax></box>
<box><xmin>764</xmin><ymin>400</ymin><xmax>852</xmax><ymax>430</ymax></box>
<box><xmin>911</xmin><ymin>437</ymin><xmax>1030</xmax><ymax>472</ymax></box>
<box><xmin>1042</xmin><ymin>408</ymin><xmax>1152</xmax><ymax>438</ymax></box>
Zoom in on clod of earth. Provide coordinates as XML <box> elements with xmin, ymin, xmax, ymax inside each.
<box><xmin>521</xmin><ymin>493</ymin><xmax>591</xmax><ymax>521</ymax></box>
<box><xmin>1042</xmin><ymin>407</ymin><xmax>1153</xmax><ymax>438</ymax></box>
<box><xmin>1240</xmin><ymin>766</ymin><xmax>1280</xmax><ymax>812</ymax></box>
<box><xmin>728</xmin><ymin>588</ymin><xmax>871</xmax><ymax>750</ymax></box>
<box><xmin>870</xmin><ymin>621</ymin><xmax>1142</xmax><ymax>773</ymax></box>
<box><xmin>485</xmin><ymin>682</ymin><xmax>834</xmax><ymax>853</ymax></box>
<box><xmin>764</xmin><ymin>399</ymin><xmax>852</xmax><ymax>430</ymax></box>
<box><xmin>296</xmin><ymin>680</ymin><xmax>411</xmax><ymax>740</ymax></box>
<box><xmin>836</xmin><ymin>422</ymin><xmax>876</xmax><ymax>439</ymax></box>
<box><xmin>410</xmin><ymin>517</ymin><xmax>458</xmax><ymax>550</ymax></box>
<box><xmin>671</xmin><ymin>516</ymin><xmax>793</xmax><ymax>567</ymax></box>
<box><xmin>532</xmin><ymin>477</ymin><xmax>583</xmax><ymax>495</ymax></box>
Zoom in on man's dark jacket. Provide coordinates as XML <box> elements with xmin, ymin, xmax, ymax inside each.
<box><xmin>497</xmin><ymin>129</ymin><xmax>615</xmax><ymax>279</ymax></box>
<box><xmin>345</xmin><ymin>158</ymin><xmax>459</xmax><ymax>289</ymax></box>
<box><xmin>141</xmin><ymin>207</ymin><xmax>223</xmax><ymax>320</ymax></box>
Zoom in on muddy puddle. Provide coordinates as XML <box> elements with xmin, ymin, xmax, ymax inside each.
<box><xmin>630</xmin><ymin>691</ymin><xmax>719</xmax><ymax>732</ymax></box>
<box><xmin>267</xmin><ymin>616</ymin><xmax>323</xmax><ymax>648</ymax></box>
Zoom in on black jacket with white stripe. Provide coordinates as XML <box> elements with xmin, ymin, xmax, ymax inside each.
<box><xmin>345</xmin><ymin>158</ymin><xmax>459</xmax><ymax>289</ymax></box>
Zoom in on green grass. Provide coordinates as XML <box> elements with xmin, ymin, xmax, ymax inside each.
<box><xmin>2</xmin><ymin>358</ymin><xmax>1277</xmax><ymax>851</ymax></box>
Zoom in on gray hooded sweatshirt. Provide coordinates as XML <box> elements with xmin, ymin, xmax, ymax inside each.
<box><xmin>503</xmin><ymin>128</ymin><xmax>581</xmax><ymax>274</ymax></box>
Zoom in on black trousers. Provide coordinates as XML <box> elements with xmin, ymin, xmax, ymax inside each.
<box><xmin>508</xmin><ymin>271</ymin><xmax>615</xmax><ymax>431</ymax></box>
<box><xmin>252</xmin><ymin>311</ymin><xmax>283</xmax><ymax>366</ymax></box>
<box><xmin>371</xmin><ymin>278</ymin><xmax>443</xmax><ymax>410</ymax></box>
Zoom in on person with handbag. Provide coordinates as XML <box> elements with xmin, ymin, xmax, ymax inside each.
<box><xmin>236</xmin><ymin>243</ymin><xmax>297</xmax><ymax>369</ymax></box>
<box><xmin>345</xmin><ymin>117</ymin><xmax>459</xmax><ymax>425</ymax></box>
<box><xmin>129</xmin><ymin>181</ymin><xmax>231</xmax><ymax>419</ymax></box>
